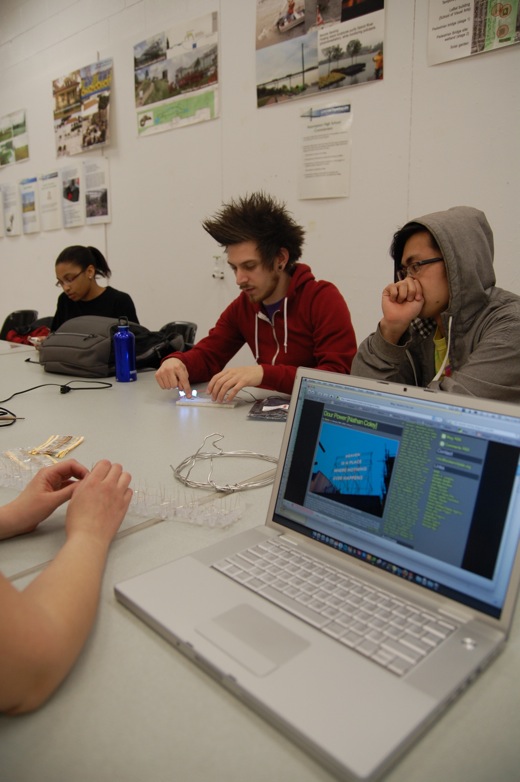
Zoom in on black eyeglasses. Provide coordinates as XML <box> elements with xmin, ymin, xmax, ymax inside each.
<box><xmin>396</xmin><ymin>257</ymin><xmax>443</xmax><ymax>281</ymax></box>
<box><xmin>55</xmin><ymin>270</ymin><xmax>86</xmax><ymax>288</ymax></box>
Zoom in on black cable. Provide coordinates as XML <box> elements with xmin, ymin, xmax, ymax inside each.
<box><xmin>236</xmin><ymin>389</ymin><xmax>260</xmax><ymax>402</ymax></box>
<box><xmin>0</xmin><ymin>379</ymin><xmax>112</xmax><ymax>405</ymax></box>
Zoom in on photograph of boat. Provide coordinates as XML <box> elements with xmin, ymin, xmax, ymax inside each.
<box><xmin>276</xmin><ymin>7</ymin><xmax>305</xmax><ymax>33</ymax></box>
<box><xmin>256</xmin><ymin>0</ymin><xmax>383</xmax><ymax>106</ymax></box>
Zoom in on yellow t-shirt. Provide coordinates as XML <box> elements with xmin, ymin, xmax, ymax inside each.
<box><xmin>433</xmin><ymin>327</ymin><xmax>449</xmax><ymax>378</ymax></box>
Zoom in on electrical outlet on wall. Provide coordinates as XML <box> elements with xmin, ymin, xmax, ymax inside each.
<box><xmin>212</xmin><ymin>254</ymin><xmax>225</xmax><ymax>279</ymax></box>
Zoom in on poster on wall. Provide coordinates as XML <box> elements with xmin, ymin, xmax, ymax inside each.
<box><xmin>428</xmin><ymin>0</ymin><xmax>520</xmax><ymax>64</ymax></box>
<box><xmin>0</xmin><ymin>109</ymin><xmax>29</xmax><ymax>167</ymax></box>
<box><xmin>20</xmin><ymin>176</ymin><xmax>41</xmax><ymax>234</ymax></box>
<box><xmin>133</xmin><ymin>11</ymin><xmax>219</xmax><ymax>137</ymax></box>
<box><xmin>39</xmin><ymin>171</ymin><xmax>62</xmax><ymax>231</ymax></box>
<box><xmin>298</xmin><ymin>103</ymin><xmax>352</xmax><ymax>199</ymax></box>
<box><xmin>84</xmin><ymin>158</ymin><xmax>111</xmax><ymax>225</ymax></box>
<box><xmin>60</xmin><ymin>164</ymin><xmax>84</xmax><ymax>227</ymax></box>
<box><xmin>256</xmin><ymin>0</ymin><xmax>384</xmax><ymax>108</ymax></box>
<box><xmin>0</xmin><ymin>182</ymin><xmax>22</xmax><ymax>236</ymax></box>
<box><xmin>52</xmin><ymin>58</ymin><xmax>112</xmax><ymax>157</ymax></box>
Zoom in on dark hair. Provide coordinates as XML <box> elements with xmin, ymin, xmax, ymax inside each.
<box><xmin>55</xmin><ymin>245</ymin><xmax>111</xmax><ymax>279</ymax></box>
<box><xmin>202</xmin><ymin>192</ymin><xmax>305</xmax><ymax>272</ymax></box>
<box><xmin>390</xmin><ymin>222</ymin><xmax>441</xmax><ymax>281</ymax></box>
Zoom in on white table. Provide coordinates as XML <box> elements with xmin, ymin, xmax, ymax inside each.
<box><xmin>0</xmin><ymin>339</ymin><xmax>34</xmax><ymax>355</ymax></box>
<box><xmin>0</xmin><ymin>353</ymin><xmax>519</xmax><ymax>782</ymax></box>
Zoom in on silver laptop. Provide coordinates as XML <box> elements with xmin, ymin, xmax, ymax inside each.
<box><xmin>115</xmin><ymin>369</ymin><xmax>520</xmax><ymax>781</ymax></box>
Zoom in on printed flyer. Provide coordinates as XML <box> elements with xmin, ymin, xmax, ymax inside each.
<box><xmin>0</xmin><ymin>110</ymin><xmax>29</xmax><ymax>167</ymax></box>
<box><xmin>39</xmin><ymin>171</ymin><xmax>62</xmax><ymax>231</ymax></box>
<box><xmin>60</xmin><ymin>164</ymin><xmax>84</xmax><ymax>228</ymax></box>
<box><xmin>256</xmin><ymin>0</ymin><xmax>384</xmax><ymax>108</ymax></box>
<box><xmin>1</xmin><ymin>182</ymin><xmax>22</xmax><ymax>236</ymax></box>
<box><xmin>52</xmin><ymin>58</ymin><xmax>112</xmax><ymax>157</ymax></box>
<box><xmin>299</xmin><ymin>103</ymin><xmax>352</xmax><ymax>199</ymax></box>
<box><xmin>134</xmin><ymin>12</ymin><xmax>219</xmax><ymax>137</ymax></box>
<box><xmin>20</xmin><ymin>176</ymin><xmax>41</xmax><ymax>234</ymax></box>
<box><xmin>84</xmin><ymin>158</ymin><xmax>110</xmax><ymax>224</ymax></box>
<box><xmin>428</xmin><ymin>0</ymin><xmax>520</xmax><ymax>64</ymax></box>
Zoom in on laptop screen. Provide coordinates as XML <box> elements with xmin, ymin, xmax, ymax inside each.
<box><xmin>273</xmin><ymin>374</ymin><xmax>520</xmax><ymax>619</ymax></box>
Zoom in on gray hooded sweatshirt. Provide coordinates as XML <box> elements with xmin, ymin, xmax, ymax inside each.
<box><xmin>352</xmin><ymin>206</ymin><xmax>520</xmax><ymax>402</ymax></box>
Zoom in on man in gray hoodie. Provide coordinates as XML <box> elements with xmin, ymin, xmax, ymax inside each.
<box><xmin>352</xmin><ymin>206</ymin><xmax>520</xmax><ymax>402</ymax></box>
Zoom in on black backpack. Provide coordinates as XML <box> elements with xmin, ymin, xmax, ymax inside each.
<box><xmin>38</xmin><ymin>316</ymin><xmax>185</xmax><ymax>378</ymax></box>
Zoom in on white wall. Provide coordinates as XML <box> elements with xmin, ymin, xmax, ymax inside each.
<box><xmin>1</xmin><ymin>0</ymin><xmax>519</xmax><ymax>350</ymax></box>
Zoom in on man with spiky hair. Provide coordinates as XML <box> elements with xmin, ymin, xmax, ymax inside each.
<box><xmin>156</xmin><ymin>192</ymin><xmax>356</xmax><ymax>402</ymax></box>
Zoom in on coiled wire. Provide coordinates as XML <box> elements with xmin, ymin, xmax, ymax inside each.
<box><xmin>171</xmin><ymin>433</ymin><xmax>278</xmax><ymax>493</ymax></box>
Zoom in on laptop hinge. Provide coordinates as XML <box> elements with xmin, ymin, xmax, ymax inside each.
<box><xmin>438</xmin><ymin>606</ymin><xmax>471</xmax><ymax>623</ymax></box>
<box><xmin>279</xmin><ymin>533</ymin><xmax>299</xmax><ymax>546</ymax></box>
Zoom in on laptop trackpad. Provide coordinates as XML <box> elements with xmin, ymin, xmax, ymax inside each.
<box><xmin>196</xmin><ymin>604</ymin><xmax>309</xmax><ymax>676</ymax></box>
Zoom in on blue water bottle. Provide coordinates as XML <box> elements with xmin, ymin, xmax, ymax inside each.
<box><xmin>113</xmin><ymin>317</ymin><xmax>137</xmax><ymax>382</ymax></box>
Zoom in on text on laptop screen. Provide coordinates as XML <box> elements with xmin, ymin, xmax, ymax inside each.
<box><xmin>273</xmin><ymin>377</ymin><xmax>520</xmax><ymax>618</ymax></box>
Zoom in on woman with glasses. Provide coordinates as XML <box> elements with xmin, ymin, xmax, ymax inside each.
<box><xmin>352</xmin><ymin>206</ymin><xmax>520</xmax><ymax>402</ymax></box>
<box><xmin>51</xmin><ymin>245</ymin><xmax>139</xmax><ymax>331</ymax></box>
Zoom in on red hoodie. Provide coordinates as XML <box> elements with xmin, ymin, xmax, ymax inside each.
<box><xmin>163</xmin><ymin>263</ymin><xmax>357</xmax><ymax>395</ymax></box>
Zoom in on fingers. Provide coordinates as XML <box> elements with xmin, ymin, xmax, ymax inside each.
<box><xmin>155</xmin><ymin>362</ymin><xmax>174</xmax><ymax>390</ymax></box>
<box><xmin>379</xmin><ymin>279</ymin><xmax>426</xmax><ymax>344</ymax></box>
<box><xmin>45</xmin><ymin>460</ymin><xmax>130</xmax><ymax>495</ymax></box>
<box><xmin>89</xmin><ymin>460</ymin><xmax>132</xmax><ymax>491</ymax></box>
<box><xmin>52</xmin><ymin>459</ymin><xmax>89</xmax><ymax>483</ymax></box>
<box><xmin>209</xmin><ymin>378</ymin><xmax>239</xmax><ymax>403</ymax></box>
<box><xmin>34</xmin><ymin>459</ymin><xmax>89</xmax><ymax>492</ymax></box>
<box><xmin>65</xmin><ymin>460</ymin><xmax>132</xmax><ymax>542</ymax></box>
<box><xmin>87</xmin><ymin>459</ymin><xmax>113</xmax><ymax>480</ymax></box>
<box><xmin>207</xmin><ymin>370</ymin><xmax>238</xmax><ymax>402</ymax></box>
<box><xmin>208</xmin><ymin>366</ymin><xmax>263</xmax><ymax>403</ymax></box>
<box><xmin>71</xmin><ymin>460</ymin><xmax>132</xmax><ymax>511</ymax></box>
<box><xmin>155</xmin><ymin>359</ymin><xmax>192</xmax><ymax>395</ymax></box>
<box><xmin>383</xmin><ymin>279</ymin><xmax>423</xmax><ymax>303</ymax></box>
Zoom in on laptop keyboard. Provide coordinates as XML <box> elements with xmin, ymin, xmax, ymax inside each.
<box><xmin>213</xmin><ymin>538</ymin><xmax>457</xmax><ymax>676</ymax></box>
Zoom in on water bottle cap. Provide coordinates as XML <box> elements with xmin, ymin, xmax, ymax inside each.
<box><xmin>118</xmin><ymin>316</ymin><xmax>130</xmax><ymax>328</ymax></box>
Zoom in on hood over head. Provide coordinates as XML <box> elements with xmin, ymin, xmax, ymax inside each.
<box><xmin>394</xmin><ymin>206</ymin><xmax>495</xmax><ymax>325</ymax></box>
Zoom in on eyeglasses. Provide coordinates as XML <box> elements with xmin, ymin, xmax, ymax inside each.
<box><xmin>55</xmin><ymin>270</ymin><xmax>86</xmax><ymax>288</ymax></box>
<box><xmin>396</xmin><ymin>257</ymin><xmax>443</xmax><ymax>281</ymax></box>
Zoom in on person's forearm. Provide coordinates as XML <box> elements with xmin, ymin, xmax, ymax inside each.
<box><xmin>3</xmin><ymin>532</ymin><xmax>110</xmax><ymax>714</ymax></box>
<box><xmin>379</xmin><ymin>317</ymin><xmax>408</xmax><ymax>345</ymax></box>
<box><xmin>0</xmin><ymin>504</ymin><xmax>11</xmax><ymax>539</ymax></box>
<box><xmin>0</xmin><ymin>500</ymin><xmax>27</xmax><ymax>540</ymax></box>
<box><xmin>0</xmin><ymin>489</ymin><xmax>70</xmax><ymax>540</ymax></box>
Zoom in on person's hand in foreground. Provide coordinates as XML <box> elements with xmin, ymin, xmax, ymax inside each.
<box><xmin>0</xmin><ymin>459</ymin><xmax>132</xmax><ymax>715</ymax></box>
